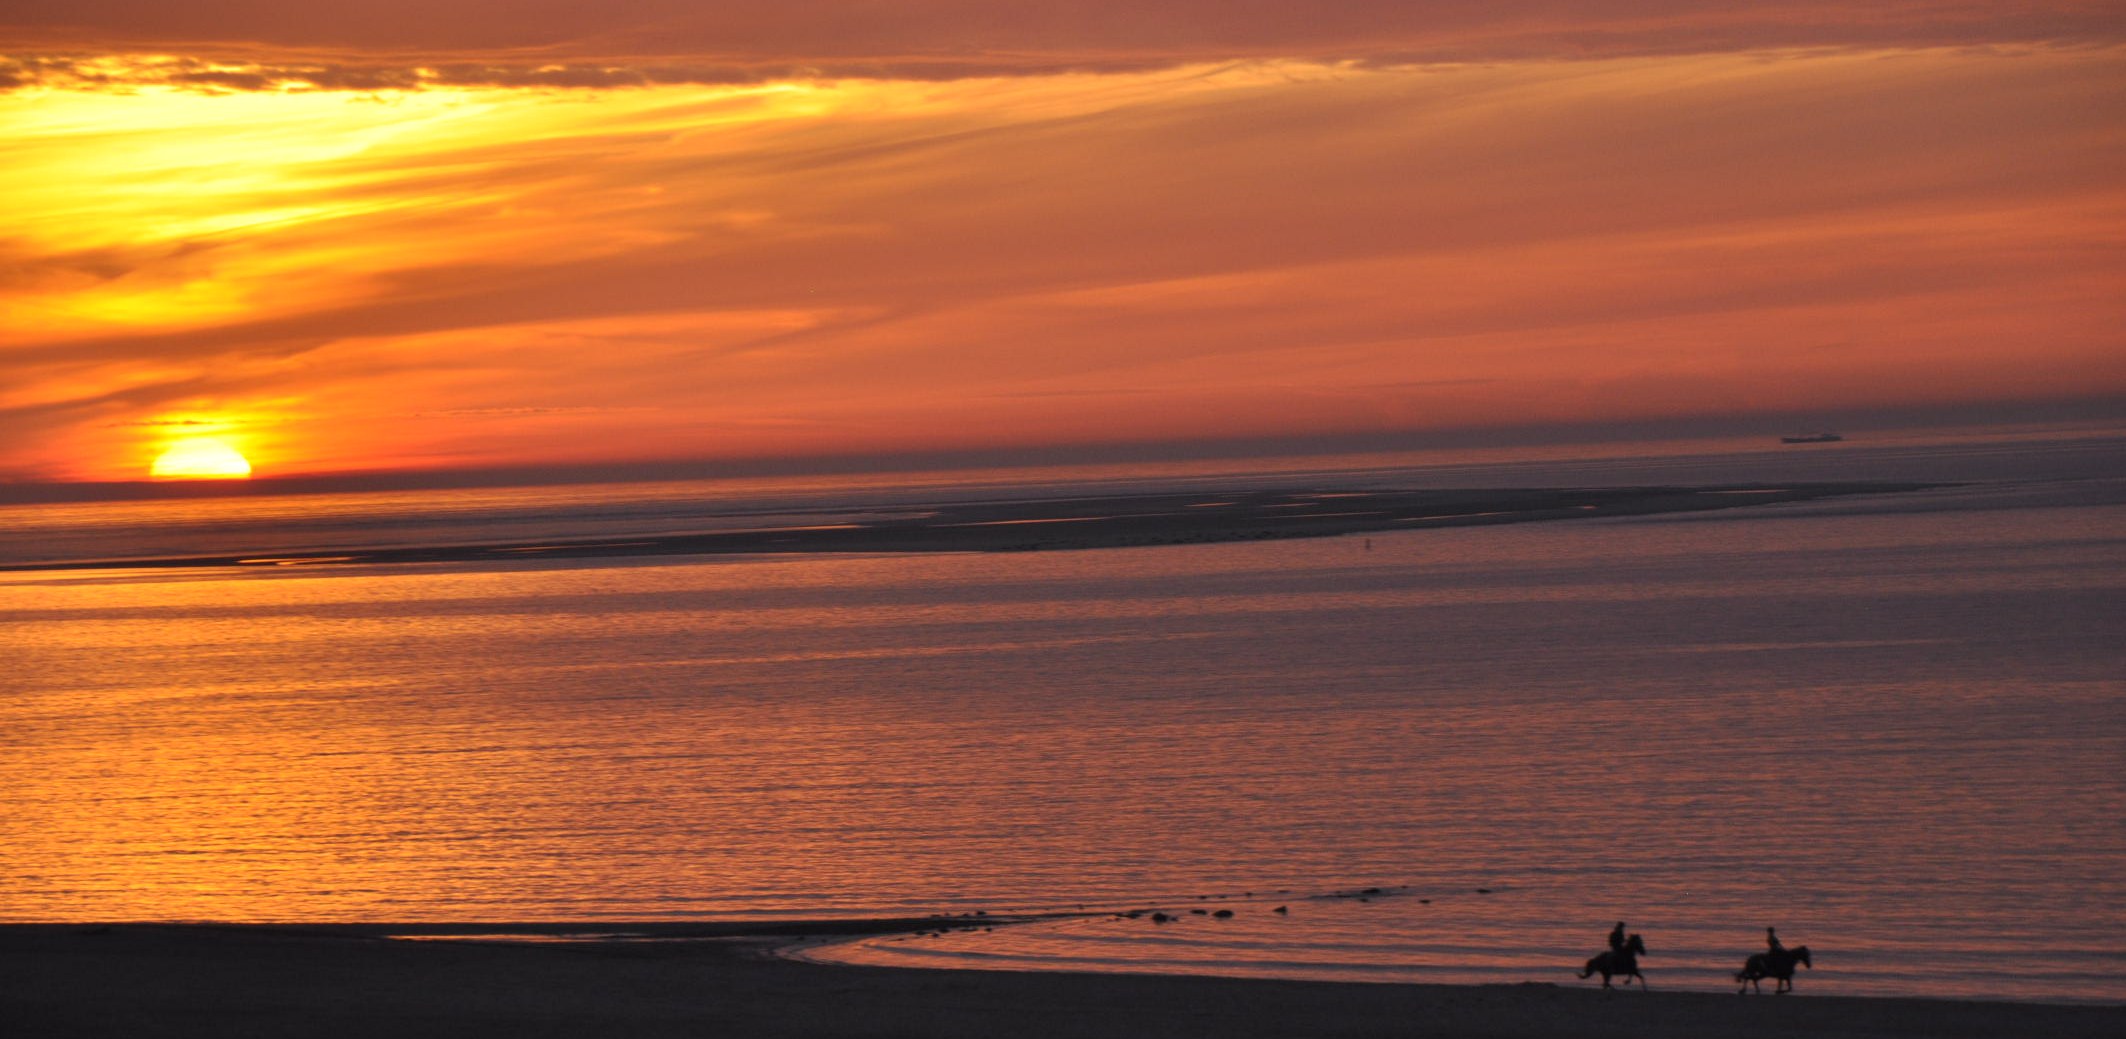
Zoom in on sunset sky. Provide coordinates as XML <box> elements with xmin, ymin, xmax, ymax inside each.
<box><xmin>4</xmin><ymin>2</ymin><xmax>2122</xmax><ymax>484</ymax></box>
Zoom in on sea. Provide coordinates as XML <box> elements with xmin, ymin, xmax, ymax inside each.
<box><xmin>2</xmin><ymin>424</ymin><xmax>2121</xmax><ymax>1003</ymax></box>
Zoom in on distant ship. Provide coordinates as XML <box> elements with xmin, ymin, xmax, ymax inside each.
<box><xmin>1780</xmin><ymin>432</ymin><xmax>1844</xmax><ymax>444</ymax></box>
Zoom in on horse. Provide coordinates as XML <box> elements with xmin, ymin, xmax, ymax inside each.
<box><xmin>1579</xmin><ymin>933</ymin><xmax>1648</xmax><ymax>989</ymax></box>
<box><xmin>1736</xmin><ymin>945</ymin><xmax>1811</xmax><ymax>994</ymax></box>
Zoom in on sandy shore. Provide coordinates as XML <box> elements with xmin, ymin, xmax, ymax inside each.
<box><xmin>8</xmin><ymin>482</ymin><xmax>1935</xmax><ymax>571</ymax></box>
<box><xmin>3</xmin><ymin>923</ymin><xmax>2115</xmax><ymax>1038</ymax></box>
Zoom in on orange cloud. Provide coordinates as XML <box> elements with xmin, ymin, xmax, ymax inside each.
<box><xmin>5</xmin><ymin>3</ymin><xmax>2122</xmax><ymax>90</ymax></box>
<box><xmin>3</xmin><ymin>45</ymin><xmax>2122</xmax><ymax>481</ymax></box>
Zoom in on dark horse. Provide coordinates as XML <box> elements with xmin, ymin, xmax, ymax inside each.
<box><xmin>1579</xmin><ymin>933</ymin><xmax>1648</xmax><ymax>989</ymax></box>
<box><xmin>1737</xmin><ymin>945</ymin><xmax>1812</xmax><ymax>994</ymax></box>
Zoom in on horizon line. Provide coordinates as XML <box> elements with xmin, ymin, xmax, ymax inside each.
<box><xmin>4</xmin><ymin>403</ymin><xmax>2120</xmax><ymax>505</ymax></box>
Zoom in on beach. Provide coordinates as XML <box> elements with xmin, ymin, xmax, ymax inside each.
<box><xmin>4</xmin><ymin>923</ymin><xmax>2118</xmax><ymax>1038</ymax></box>
<box><xmin>6</xmin><ymin>438</ymin><xmax>2122</xmax><ymax>1010</ymax></box>
<box><xmin>9</xmin><ymin>0</ymin><xmax>2122</xmax><ymax>1027</ymax></box>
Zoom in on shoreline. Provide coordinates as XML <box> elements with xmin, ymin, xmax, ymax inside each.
<box><xmin>4</xmin><ymin>923</ymin><xmax>2117</xmax><ymax>1038</ymax></box>
<box><xmin>2</xmin><ymin>481</ymin><xmax>1937</xmax><ymax>572</ymax></box>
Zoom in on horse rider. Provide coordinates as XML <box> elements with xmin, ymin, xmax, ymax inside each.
<box><xmin>1609</xmin><ymin>921</ymin><xmax>1627</xmax><ymax>954</ymax></box>
<box><xmin>1766</xmin><ymin>927</ymin><xmax>1785</xmax><ymax>957</ymax></box>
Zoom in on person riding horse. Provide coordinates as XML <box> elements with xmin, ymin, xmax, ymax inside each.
<box><xmin>1580</xmin><ymin>931</ymin><xmax>1647</xmax><ymax>989</ymax></box>
<box><xmin>1737</xmin><ymin>929</ymin><xmax>1812</xmax><ymax>994</ymax></box>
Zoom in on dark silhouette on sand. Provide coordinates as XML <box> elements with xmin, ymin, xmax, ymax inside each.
<box><xmin>1579</xmin><ymin>932</ymin><xmax>1647</xmax><ymax>989</ymax></box>
<box><xmin>1738</xmin><ymin>941</ymin><xmax>1813</xmax><ymax>994</ymax></box>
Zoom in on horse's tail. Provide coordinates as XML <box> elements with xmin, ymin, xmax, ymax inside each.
<box><xmin>1578</xmin><ymin>957</ymin><xmax>1599</xmax><ymax>979</ymax></box>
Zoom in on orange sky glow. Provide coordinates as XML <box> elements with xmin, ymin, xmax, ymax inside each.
<box><xmin>2</xmin><ymin>3</ymin><xmax>2122</xmax><ymax>483</ymax></box>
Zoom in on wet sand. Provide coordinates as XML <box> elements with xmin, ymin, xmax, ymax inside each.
<box><xmin>8</xmin><ymin>482</ymin><xmax>1936</xmax><ymax>571</ymax></box>
<box><xmin>3</xmin><ymin>923</ymin><xmax>2116</xmax><ymax>1038</ymax></box>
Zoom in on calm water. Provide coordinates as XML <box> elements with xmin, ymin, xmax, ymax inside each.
<box><xmin>2</xmin><ymin>432</ymin><xmax>2122</xmax><ymax>1001</ymax></box>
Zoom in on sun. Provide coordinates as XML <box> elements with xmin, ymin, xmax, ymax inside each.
<box><xmin>150</xmin><ymin>437</ymin><xmax>253</xmax><ymax>480</ymax></box>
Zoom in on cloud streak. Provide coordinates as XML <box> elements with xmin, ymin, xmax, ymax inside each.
<box><xmin>5</xmin><ymin>2</ymin><xmax>2122</xmax><ymax>92</ymax></box>
<box><xmin>3</xmin><ymin>39</ymin><xmax>2122</xmax><ymax>481</ymax></box>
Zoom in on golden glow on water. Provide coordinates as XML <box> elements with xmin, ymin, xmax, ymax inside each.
<box><xmin>0</xmin><ymin>480</ymin><xmax>2119</xmax><ymax>1000</ymax></box>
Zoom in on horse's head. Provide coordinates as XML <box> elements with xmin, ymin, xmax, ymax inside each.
<box><xmin>1793</xmin><ymin>946</ymin><xmax>1812</xmax><ymax>968</ymax></box>
<box><xmin>1626</xmin><ymin>933</ymin><xmax>1646</xmax><ymax>955</ymax></box>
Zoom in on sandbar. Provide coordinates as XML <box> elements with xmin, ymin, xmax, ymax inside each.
<box><xmin>6</xmin><ymin>482</ymin><xmax>1938</xmax><ymax>572</ymax></box>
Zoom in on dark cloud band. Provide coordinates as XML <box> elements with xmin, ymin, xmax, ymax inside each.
<box><xmin>4</xmin><ymin>1</ymin><xmax>2119</xmax><ymax>92</ymax></box>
